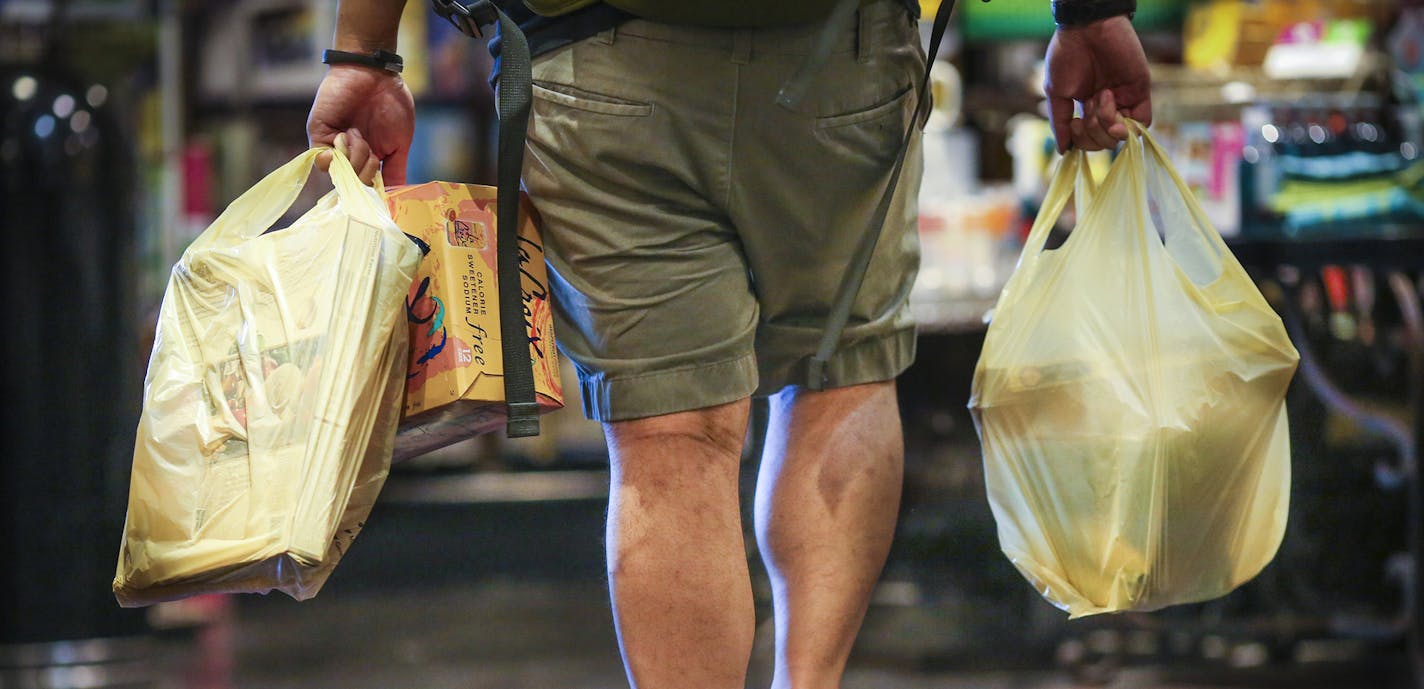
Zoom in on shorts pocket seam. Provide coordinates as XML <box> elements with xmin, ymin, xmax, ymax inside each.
<box><xmin>532</xmin><ymin>82</ymin><xmax>654</xmax><ymax>117</ymax></box>
<box><xmin>813</xmin><ymin>84</ymin><xmax>912</xmax><ymax>130</ymax></box>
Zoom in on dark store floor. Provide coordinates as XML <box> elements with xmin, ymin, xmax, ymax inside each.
<box><xmin>199</xmin><ymin>578</ymin><xmax>1408</xmax><ymax>689</ymax></box>
<box><xmin>123</xmin><ymin>464</ymin><xmax>1416</xmax><ymax>689</ymax></box>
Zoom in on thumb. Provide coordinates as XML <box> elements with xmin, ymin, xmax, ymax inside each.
<box><xmin>314</xmin><ymin>132</ymin><xmax>346</xmax><ymax>173</ymax></box>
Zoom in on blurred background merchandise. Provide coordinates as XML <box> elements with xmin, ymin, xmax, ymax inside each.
<box><xmin>2</xmin><ymin>0</ymin><xmax>1424</xmax><ymax>687</ymax></box>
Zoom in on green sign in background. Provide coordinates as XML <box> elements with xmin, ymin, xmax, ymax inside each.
<box><xmin>961</xmin><ymin>0</ymin><xmax>1186</xmax><ymax>41</ymax></box>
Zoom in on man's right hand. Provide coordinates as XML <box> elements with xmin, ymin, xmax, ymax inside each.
<box><xmin>307</xmin><ymin>63</ymin><xmax>415</xmax><ymax>186</ymax></box>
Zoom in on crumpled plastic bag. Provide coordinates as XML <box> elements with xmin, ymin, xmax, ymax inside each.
<box><xmin>114</xmin><ymin>148</ymin><xmax>421</xmax><ymax>607</ymax></box>
<box><xmin>969</xmin><ymin>122</ymin><xmax>1300</xmax><ymax>618</ymax></box>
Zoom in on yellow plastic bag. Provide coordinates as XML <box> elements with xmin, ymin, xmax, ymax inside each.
<box><xmin>969</xmin><ymin>122</ymin><xmax>1300</xmax><ymax>618</ymax></box>
<box><xmin>114</xmin><ymin>148</ymin><xmax>422</xmax><ymax>607</ymax></box>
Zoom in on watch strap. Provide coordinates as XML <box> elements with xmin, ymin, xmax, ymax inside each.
<box><xmin>321</xmin><ymin>48</ymin><xmax>405</xmax><ymax>74</ymax></box>
<box><xmin>1051</xmin><ymin>0</ymin><xmax>1137</xmax><ymax>27</ymax></box>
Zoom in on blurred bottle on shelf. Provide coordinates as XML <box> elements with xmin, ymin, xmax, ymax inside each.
<box><xmin>1240</xmin><ymin>97</ymin><xmax>1424</xmax><ymax>237</ymax></box>
<box><xmin>1388</xmin><ymin>3</ymin><xmax>1424</xmax><ymax>105</ymax></box>
<box><xmin>913</xmin><ymin>56</ymin><xmax>1025</xmax><ymax>329</ymax></box>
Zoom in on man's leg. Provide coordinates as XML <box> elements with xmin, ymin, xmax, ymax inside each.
<box><xmin>604</xmin><ymin>399</ymin><xmax>756</xmax><ymax>689</ymax></box>
<box><xmin>754</xmin><ymin>380</ymin><xmax>904</xmax><ymax>689</ymax></box>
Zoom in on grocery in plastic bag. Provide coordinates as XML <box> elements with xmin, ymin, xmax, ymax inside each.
<box><xmin>113</xmin><ymin>148</ymin><xmax>422</xmax><ymax>607</ymax></box>
<box><xmin>969</xmin><ymin>121</ymin><xmax>1300</xmax><ymax>618</ymax></box>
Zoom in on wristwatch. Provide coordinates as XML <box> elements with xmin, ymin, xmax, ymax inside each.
<box><xmin>321</xmin><ymin>48</ymin><xmax>405</xmax><ymax>75</ymax></box>
<box><xmin>1051</xmin><ymin>0</ymin><xmax>1137</xmax><ymax>28</ymax></box>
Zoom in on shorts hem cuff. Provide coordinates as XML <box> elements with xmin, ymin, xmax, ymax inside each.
<box><xmin>581</xmin><ymin>353</ymin><xmax>760</xmax><ymax>422</ymax></box>
<box><xmin>760</xmin><ymin>325</ymin><xmax>918</xmax><ymax>396</ymax></box>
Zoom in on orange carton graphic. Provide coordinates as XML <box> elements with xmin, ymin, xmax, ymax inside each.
<box><xmin>387</xmin><ymin>182</ymin><xmax>563</xmax><ymax>460</ymax></box>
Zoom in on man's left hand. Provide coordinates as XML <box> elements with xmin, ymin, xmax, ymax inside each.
<box><xmin>1044</xmin><ymin>15</ymin><xmax>1153</xmax><ymax>153</ymax></box>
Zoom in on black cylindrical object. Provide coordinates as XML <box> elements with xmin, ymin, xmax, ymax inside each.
<box><xmin>0</xmin><ymin>62</ymin><xmax>148</xmax><ymax>650</ymax></box>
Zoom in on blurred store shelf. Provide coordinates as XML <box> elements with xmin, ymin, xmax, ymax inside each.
<box><xmin>1150</xmin><ymin>51</ymin><xmax>1394</xmax><ymax>116</ymax></box>
<box><xmin>379</xmin><ymin>469</ymin><xmax>609</xmax><ymax>505</ymax></box>
<box><xmin>912</xmin><ymin>295</ymin><xmax>998</xmax><ymax>334</ymax></box>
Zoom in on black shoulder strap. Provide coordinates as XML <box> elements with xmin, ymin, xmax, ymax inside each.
<box><xmin>782</xmin><ymin>0</ymin><xmax>958</xmax><ymax>390</ymax></box>
<box><xmin>493</xmin><ymin>5</ymin><xmax>541</xmax><ymax>437</ymax></box>
<box><xmin>432</xmin><ymin>0</ymin><xmax>540</xmax><ymax>438</ymax></box>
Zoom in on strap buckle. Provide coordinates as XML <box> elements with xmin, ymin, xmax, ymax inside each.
<box><xmin>505</xmin><ymin>401</ymin><xmax>542</xmax><ymax>438</ymax></box>
<box><xmin>430</xmin><ymin>0</ymin><xmax>499</xmax><ymax>38</ymax></box>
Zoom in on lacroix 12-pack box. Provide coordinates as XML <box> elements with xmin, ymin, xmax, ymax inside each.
<box><xmin>385</xmin><ymin>182</ymin><xmax>563</xmax><ymax>460</ymax></box>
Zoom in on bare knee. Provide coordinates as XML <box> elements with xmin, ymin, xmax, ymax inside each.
<box><xmin>603</xmin><ymin>400</ymin><xmax>753</xmax><ymax>578</ymax></box>
<box><xmin>605</xmin><ymin>399</ymin><xmax>752</xmax><ymax>466</ymax></box>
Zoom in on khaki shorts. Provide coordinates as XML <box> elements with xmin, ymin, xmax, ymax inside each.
<box><xmin>524</xmin><ymin>0</ymin><xmax>925</xmax><ymax>421</ymax></box>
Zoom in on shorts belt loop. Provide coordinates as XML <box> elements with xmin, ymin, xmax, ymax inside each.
<box><xmin>597</xmin><ymin>25</ymin><xmax>617</xmax><ymax>45</ymax></box>
<box><xmin>732</xmin><ymin>29</ymin><xmax>751</xmax><ymax>64</ymax></box>
<box><xmin>856</xmin><ymin>4</ymin><xmax>871</xmax><ymax>64</ymax></box>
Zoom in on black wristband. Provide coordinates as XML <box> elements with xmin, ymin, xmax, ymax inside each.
<box><xmin>321</xmin><ymin>49</ymin><xmax>404</xmax><ymax>74</ymax></box>
<box><xmin>1052</xmin><ymin>0</ymin><xmax>1136</xmax><ymax>27</ymax></box>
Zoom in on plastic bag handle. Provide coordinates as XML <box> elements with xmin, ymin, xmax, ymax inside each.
<box><xmin>994</xmin><ymin>148</ymin><xmax>1092</xmax><ymax>314</ymax></box>
<box><xmin>1123</xmin><ymin>119</ymin><xmax>1232</xmax><ymax>261</ymax></box>
<box><xmin>1119</xmin><ymin>119</ymin><xmax>1251</xmax><ymax>301</ymax></box>
<box><xmin>188</xmin><ymin>147</ymin><xmax>382</xmax><ymax>253</ymax></box>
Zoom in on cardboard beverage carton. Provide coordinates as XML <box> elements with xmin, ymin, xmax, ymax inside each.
<box><xmin>386</xmin><ymin>183</ymin><xmax>564</xmax><ymax>460</ymax></box>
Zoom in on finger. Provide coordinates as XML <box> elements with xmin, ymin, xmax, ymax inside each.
<box><xmin>360</xmin><ymin>153</ymin><xmax>381</xmax><ymax>186</ymax></box>
<box><xmin>1082</xmin><ymin>93</ymin><xmax>1118</xmax><ymax>150</ymax></box>
<box><xmin>382</xmin><ymin>146</ymin><xmax>409</xmax><ymax>187</ymax></box>
<box><xmin>1087</xmin><ymin>92</ymin><xmax>1122</xmax><ymax>148</ymax></box>
<box><xmin>341</xmin><ymin>128</ymin><xmax>373</xmax><ymax>179</ymax></box>
<box><xmin>1069</xmin><ymin>118</ymin><xmax>1102</xmax><ymax>152</ymax></box>
<box><xmin>315</xmin><ymin>132</ymin><xmax>345</xmax><ymax>173</ymax></box>
<box><xmin>1048</xmin><ymin>95</ymin><xmax>1077</xmax><ymax>153</ymax></box>
<box><xmin>348</xmin><ymin>128</ymin><xmax>380</xmax><ymax>185</ymax></box>
<box><xmin>1096</xmin><ymin>90</ymin><xmax>1129</xmax><ymax>141</ymax></box>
